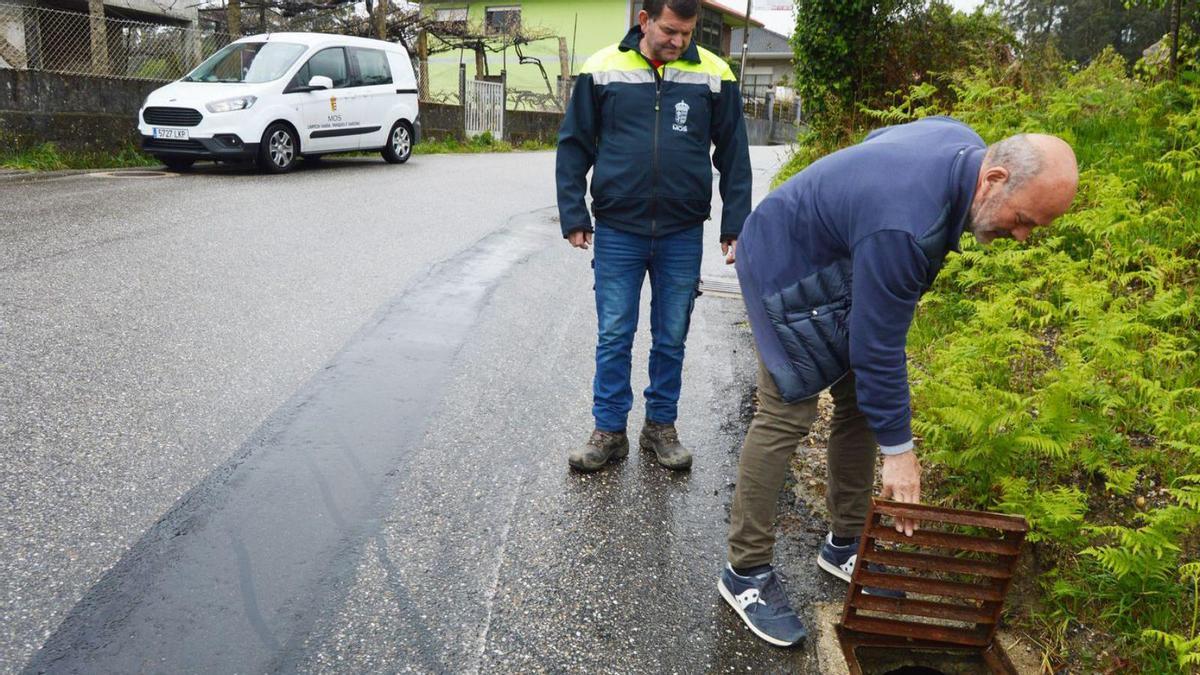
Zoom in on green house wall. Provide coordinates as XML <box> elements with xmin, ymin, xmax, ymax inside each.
<box><xmin>422</xmin><ymin>0</ymin><xmax>631</xmax><ymax>105</ymax></box>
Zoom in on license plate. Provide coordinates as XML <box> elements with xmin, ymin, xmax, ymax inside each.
<box><xmin>153</xmin><ymin>127</ymin><xmax>189</xmax><ymax>140</ymax></box>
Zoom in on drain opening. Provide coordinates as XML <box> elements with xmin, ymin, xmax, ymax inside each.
<box><xmin>853</xmin><ymin>645</ymin><xmax>988</xmax><ymax>675</ymax></box>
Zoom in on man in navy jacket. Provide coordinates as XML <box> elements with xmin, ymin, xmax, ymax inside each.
<box><xmin>556</xmin><ymin>0</ymin><xmax>751</xmax><ymax>472</ymax></box>
<box><xmin>717</xmin><ymin>117</ymin><xmax>1078</xmax><ymax>646</ymax></box>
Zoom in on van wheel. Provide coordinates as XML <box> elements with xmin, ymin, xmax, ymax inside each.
<box><xmin>381</xmin><ymin>121</ymin><xmax>413</xmax><ymax>164</ymax></box>
<box><xmin>162</xmin><ymin>157</ymin><xmax>195</xmax><ymax>172</ymax></box>
<box><xmin>257</xmin><ymin>123</ymin><xmax>299</xmax><ymax>173</ymax></box>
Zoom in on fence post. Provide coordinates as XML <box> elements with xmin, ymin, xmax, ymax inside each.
<box><xmin>460</xmin><ymin>62</ymin><xmax>467</xmax><ymax>139</ymax></box>
<box><xmin>496</xmin><ymin>69</ymin><xmax>506</xmax><ymax>140</ymax></box>
<box><xmin>766</xmin><ymin>90</ymin><xmax>776</xmax><ymax>141</ymax></box>
<box><xmin>558</xmin><ymin>37</ymin><xmax>570</xmax><ymax>110</ymax></box>
<box><xmin>183</xmin><ymin>24</ymin><xmax>202</xmax><ymax>72</ymax></box>
<box><xmin>417</xmin><ymin>29</ymin><xmax>429</xmax><ymax>100</ymax></box>
<box><xmin>88</xmin><ymin>0</ymin><xmax>110</xmax><ymax>75</ymax></box>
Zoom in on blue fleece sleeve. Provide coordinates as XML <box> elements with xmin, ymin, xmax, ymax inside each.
<box><xmin>711</xmin><ymin>80</ymin><xmax>752</xmax><ymax>242</ymax></box>
<box><xmin>556</xmin><ymin>73</ymin><xmax>598</xmax><ymax>237</ymax></box>
<box><xmin>849</xmin><ymin>230</ymin><xmax>929</xmax><ymax>448</ymax></box>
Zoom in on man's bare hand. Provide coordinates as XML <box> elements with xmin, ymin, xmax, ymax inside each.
<box><xmin>568</xmin><ymin>230</ymin><xmax>593</xmax><ymax>249</ymax></box>
<box><xmin>879</xmin><ymin>451</ymin><xmax>921</xmax><ymax>536</ymax></box>
<box><xmin>721</xmin><ymin>238</ymin><xmax>737</xmax><ymax>265</ymax></box>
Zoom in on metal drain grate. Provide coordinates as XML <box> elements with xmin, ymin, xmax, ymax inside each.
<box><xmin>698</xmin><ymin>276</ymin><xmax>741</xmax><ymax>299</ymax></box>
<box><xmin>837</xmin><ymin>499</ymin><xmax>1029</xmax><ymax>674</ymax></box>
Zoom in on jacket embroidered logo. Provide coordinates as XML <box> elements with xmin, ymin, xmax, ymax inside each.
<box><xmin>673</xmin><ymin>99</ymin><xmax>690</xmax><ymax>132</ymax></box>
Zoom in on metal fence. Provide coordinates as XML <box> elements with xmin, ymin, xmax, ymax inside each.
<box><xmin>743</xmin><ymin>94</ymin><xmax>800</xmax><ymax>123</ymax></box>
<box><xmin>0</xmin><ymin>2</ymin><xmax>232</xmax><ymax>81</ymax></box>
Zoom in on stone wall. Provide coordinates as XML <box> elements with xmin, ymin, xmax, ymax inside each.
<box><xmin>418</xmin><ymin>102</ymin><xmax>563</xmax><ymax>145</ymax></box>
<box><xmin>1</xmin><ymin>69</ymin><xmax>157</xmax><ymax>152</ymax></box>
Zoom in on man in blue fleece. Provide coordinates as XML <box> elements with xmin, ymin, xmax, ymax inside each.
<box><xmin>556</xmin><ymin>0</ymin><xmax>751</xmax><ymax>472</ymax></box>
<box><xmin>716</xmin><ymin>117</ymin><xmax>1078</xmax><ymax>647</ymax></box>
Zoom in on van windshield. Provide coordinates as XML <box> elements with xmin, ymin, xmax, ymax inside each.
<box><xmin>183</xmin><ymin>42</ymin><xmax>306</xmax><ymax>83</ymax></box>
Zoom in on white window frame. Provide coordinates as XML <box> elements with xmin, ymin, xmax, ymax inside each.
<box><xmin>434</xmin><ymin>7</ymin><xmax>468</xmax><ymax>22</ymax></box>
<box><xmin>485</xmin><ymin>5</ymin><xmax>521</xmax><ymax>34</ymax></box>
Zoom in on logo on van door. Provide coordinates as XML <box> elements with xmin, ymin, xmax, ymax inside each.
<box><xmin>330</xmin><ymin>96</ymin><xmax>338</xmax><ymax>112</ymax></box>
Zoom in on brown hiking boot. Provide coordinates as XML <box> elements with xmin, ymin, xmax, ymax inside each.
<box><xmin>568</xmin><ymin>429</ymin><xmax>629</xmax><ymax>472</ymax></box>
<box><xmin>639</xmin><ymin>421</ymin><xmax>692</xmax><ymax>470</ymax></box>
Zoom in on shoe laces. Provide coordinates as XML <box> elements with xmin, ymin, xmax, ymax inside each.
<box><xmin>589</xmin><ymin>430</ymin><xmax>617</xmax><ymax>447</ymax></box>
<box><xmin>654</xmin><ymin>425</ymin><xmax>679</xmax><ymax>445</ymax></box>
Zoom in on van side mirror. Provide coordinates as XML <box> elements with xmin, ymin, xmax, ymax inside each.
<box><xmin>308</xmin><ymin>75</ymin><xmax>334</xmax><ymax>90</ymax></box>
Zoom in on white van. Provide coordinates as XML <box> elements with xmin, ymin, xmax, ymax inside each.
<box><xmin>138</xmin><ymin>33</ymin><xmax>419</xmax><ymax>173</ymax></box>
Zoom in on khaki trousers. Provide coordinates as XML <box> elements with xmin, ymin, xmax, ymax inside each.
<box><xmin>727</xmin><ymin>357</ymin><xmax>878</xmax><ymax>568</ymax></box>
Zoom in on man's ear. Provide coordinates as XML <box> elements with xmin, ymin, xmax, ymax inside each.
<box><xmin>983</xmin><ymin>165</ymin><xmax>1010</xmax><ymax>188</ymax></box>
<box><xmin>637</xmin><ymin>9</ymin><xmax>650</xmax><ymax>31</ymax></box>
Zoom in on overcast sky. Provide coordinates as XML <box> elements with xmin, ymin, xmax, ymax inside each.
<box><xmin>755</xmin><ymin>0</ymin><xmax>986</xmax><ymax>36</ymax></box>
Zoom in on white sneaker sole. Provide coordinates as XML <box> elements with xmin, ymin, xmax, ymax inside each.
<box><xmin>817</xmin><ymin>555</ymin><xmax>901</xmax><ymax>597</ymax></box>
<box><xmin>717</xmin><ymin>577</ymin><xmax>802</xmax><ymax>648</ymax></box>
<box><xmin>816</xmin><ymin>553</ymin><xmax>853</xmax><ymax>583</ymax></box>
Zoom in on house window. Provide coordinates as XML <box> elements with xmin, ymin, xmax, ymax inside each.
<box><xmin>696</xmin><ymin>7</ymin><xmax>723</xmax><ymax>54</ymax></box>
<box><xmin>435</xmin><ymin>8</ymin><xmax>467</xmax><ymax>22</ymax></box>
<box><xmin>485</xmin><ymin>5</ymin><xmax>520</xmax><ymax>34</ymax></box>
<box><xmin>742</xmin><ymin>73</ymin><xmax>773</xmax><ymax>100</ymax></box>
<box><xmin>434</xmin><ymin>7</ymin><xmax>468</xmax><ymax>30</ymax></box>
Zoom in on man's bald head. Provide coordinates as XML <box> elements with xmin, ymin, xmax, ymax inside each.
<box><xmin>969</xmin><ymin>133</ymin><xmax>1079</xmax><ymax>244</ymax></box>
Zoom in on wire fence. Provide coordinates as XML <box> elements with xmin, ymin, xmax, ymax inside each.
<box><xmin>0</xmin><ymin>2</ymin><xmax>232</xmax><ymax>81</ymax></box>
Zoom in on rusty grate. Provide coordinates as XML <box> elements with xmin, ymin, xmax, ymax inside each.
<box><xmin>837</xmin><ymin>499</ymin><xmax>1029</xmax><ymax>674</ymax></box>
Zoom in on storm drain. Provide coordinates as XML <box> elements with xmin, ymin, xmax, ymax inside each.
<box><xmin>698</xmin><ymin>276</ymin><xmax>741</xmax><ymax>299</ymax></box>
<box><xmin>90</xmin><ymin>170</ymin><xmax>173</xmax><ymax>178</ymax></box>
<box><xmin>836</xmin><ymin>499</ymin><xmax>1029</xmax><ymax>675</ymax></box>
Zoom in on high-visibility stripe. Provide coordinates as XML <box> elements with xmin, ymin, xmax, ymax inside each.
<box><xmin>591</xmin><ymin>69</ymin><xmax>657</xmax><ymax>86</ymax></box>
<box><xmin>663</xmin><ymin>69</ymin><xmax>721</xmax><ymax>93</ymax></box>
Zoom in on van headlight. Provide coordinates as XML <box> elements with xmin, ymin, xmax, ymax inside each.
<box><xmin>205</xmin><ymin>96</ymin><xmax>258</xmax><ymax>113</ymax></box>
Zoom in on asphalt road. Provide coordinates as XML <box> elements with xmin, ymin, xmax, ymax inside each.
<box><xmin>1</xmin><ymin>148</ymin><xmax>841</xmax><ymax>673</ymax></box>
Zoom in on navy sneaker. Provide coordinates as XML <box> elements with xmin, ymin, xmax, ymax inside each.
<box><xmin>718</xmin><ymin>564</ymin><xmax>807</xmax><ymax>647</ymax></box>
<box><xmin>817</xmin><ymin>533</ymin><xmax>905</xmax><ymax>598</ymax></box>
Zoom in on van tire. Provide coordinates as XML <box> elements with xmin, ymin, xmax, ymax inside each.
<box><xmin>162</xmin><ymin>157</ymin><xmax>195</xmax><ymax>172</ymax></box>
<box><xmin>257</xmin><ymin>123</ymin><xmax>299</xmax><ymax>173</ymax></box>
<box><xmin>381</xmin><ymin>121</ymin><xmax>413</xmax><ymax>164</ymax></box>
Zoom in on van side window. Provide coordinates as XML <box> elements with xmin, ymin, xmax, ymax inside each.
<box><xmin>289</xmin><ymin>63</ymin><xmax>310</xmax><ymax>90</ymax></box>
<box><xmin>352</xmin><ymin>48</ymin><xmax>392</xmax><ymax>87</ymax></box>
<box><xmin>305</xmin><ymin>47</ymin><xmax>350</xmax><ymax>88</ymax></box>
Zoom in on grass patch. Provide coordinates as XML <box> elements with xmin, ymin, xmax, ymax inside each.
<box><xmin>0</xmin><ymin>141</ymin><xmax>159</xmax><ymax>172</ymax></box>
<box><xmin>414</xmin><ymin>132</ymin><xmax>554</xmax><ymax>155</ymax></box>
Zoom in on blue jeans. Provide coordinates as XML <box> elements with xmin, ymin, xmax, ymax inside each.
<box><xmin>592</xmin><ymin>223</ymin><xmax>703</xmax><ymax>433</ymax></box>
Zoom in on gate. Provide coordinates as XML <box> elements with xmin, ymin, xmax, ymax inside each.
<box><xmin>462</xmin><ymin>73</ymin><xmax>505</xmax><ymax>140</ymax></box>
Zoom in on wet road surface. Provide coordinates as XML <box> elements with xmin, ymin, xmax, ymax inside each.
<box><xmin>3</xmin><ymin>149</ymin><xmax>845</xmax><ymax>673</ymax></box>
